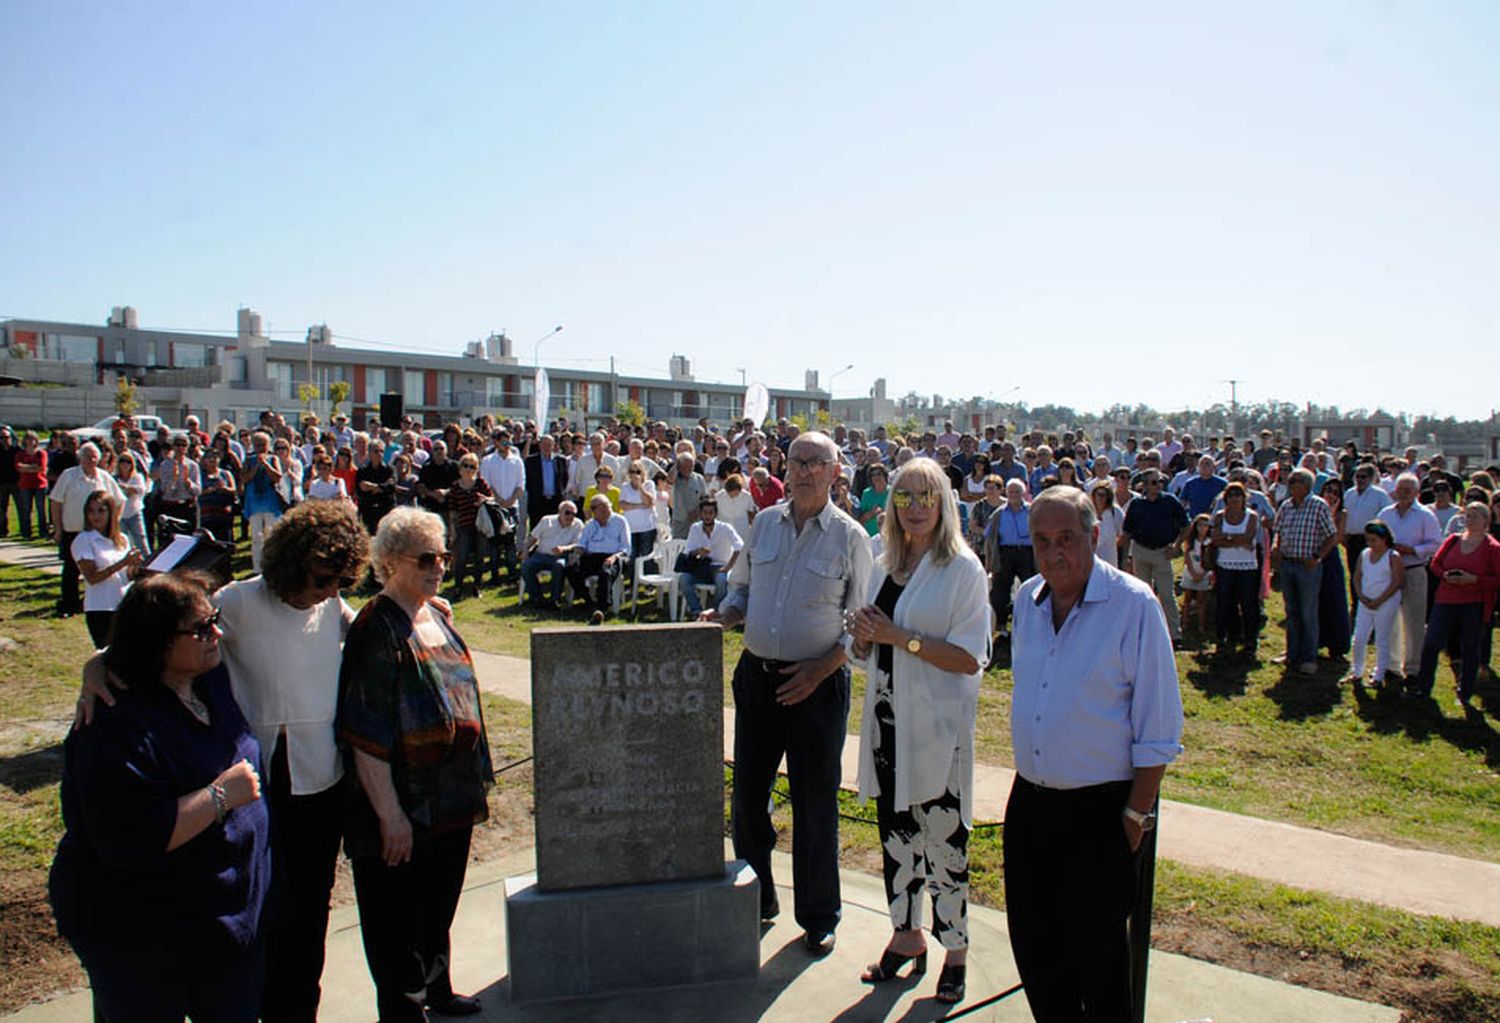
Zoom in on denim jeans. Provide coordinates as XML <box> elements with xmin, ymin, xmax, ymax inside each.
<box><xmin>1416</xmin><ymin>601</ymin><xmax>1484</xmax><ymax>699</ymax></box>
<box><xmin>1280</xmin><ymin>560</ymin><xmax>1321</xmax><ymax>665</ymax></box>
<box><xmin>678</xmin><ymin>569</ymin><xmax>728</xmax><ymax>614</ymax></box>
<box><xmin>120</xmin><ymin>513</ymin><xmax>151</xmax><ymax>556</ymax></box>
<box><xmin>521</xmin><ymin>552</ymin><xmax>567</xmax><ymax>604</ymax></box>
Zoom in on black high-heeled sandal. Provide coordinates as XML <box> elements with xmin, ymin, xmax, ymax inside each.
<box><xmin>935</xmin><ymin>961</ymin><xmax>966</xmax><ymax>1004</ymax></box>
<box><xmin>860</xmin><ymin>947</ymin><xmax>927</xmax><ymax>983</ymax></box>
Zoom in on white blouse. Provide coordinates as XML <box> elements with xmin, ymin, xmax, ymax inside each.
<box><xmin>856</xmin><ymin>547</ymin><xmax>991</xmax><ymax>824</ymax></box>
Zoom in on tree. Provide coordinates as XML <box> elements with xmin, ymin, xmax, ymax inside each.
<box><xmin>615</xmin><ymin>398</ymin><xmax>646</xmax><ymax>427</ymax></box>
<box><xmin>298</xmin><ymin>383</ymin><xmax>321</xmax><ymax>416</ymax></box>
<box><xmin>113</xmin><ymin>376</ymin><xmax>138</xmax><ymax>416</ymax></box>
<box><xmin>328</xmin><ymin>380</ymin><xmax>351</xmax><ymax>418</ymax></box>
<box><xmin>814</xmin><ymin>408</ymin><xmax>836</xmax><ymax>431</ymax></box>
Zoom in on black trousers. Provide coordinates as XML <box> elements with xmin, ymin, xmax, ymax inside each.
<box><xmin>75</xmin><ymin>933</ymin><xmax>264</xmax><ymax>1023</ymax></box>
<box><xmin>565</xmin><ymin>551</ymin><xmax>620</xmax><ymax>613</ymax></box>
<box><xmin>528</xmin><ymin>493</ymin><xmax>561</xmax><ymax>529</ymax></box>
<box><xmin>58</xmin><ymin>529</ymin><xmax>82</xmax><ymax>613</ymax></box>
<box><xmin>1004</xmin><ymin>776</ymin><xmax>1138</xmax><ymax>1022</ymax></box>
<box><xmin>84</xmin><ymin>611</ymin><xmax>114</xmax><ymax>649</ymax></box>
<box><xmin>351</xmin><ymin>826</ymin><xmax>472</xmax><ymax>1023</ymax></box>
<box><xmin>1343</xmin><ymin>534</ymin><xmax>1366</xmax><ymax>618</ymax></box>
<box><xmin>1214</xmin><ymin>567</ymin><xmax>1260</xmax><ymax>645</ymax></box>
<box><xmin>730</xmin><ymin>652</ymin><xmax>848</xmax><ymax>934</ymax></box>
<box><xmin>990</xmin><ymin>545</ymin><xmax>1035</xmax><ymax>633</ymax></box>
<box><xmin>260</xmin><ymin>738</ymin><xmax>344</xmax><ymax>1023</ymax></box>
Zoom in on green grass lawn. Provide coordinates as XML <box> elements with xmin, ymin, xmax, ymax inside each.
<box><xmin>5</xmin><ymin>545</ymin><xmax>1500</xmax><ymax>1019</ymax></box>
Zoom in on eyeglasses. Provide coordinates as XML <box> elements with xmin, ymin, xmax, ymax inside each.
<box><xmin>559</xmin><ymin>510</ymin><xmax>575</xmax><ymax>517</ymax></box>
<box><xmin>176</xmin><ymin>609</ymin><xmax>222</xmax><ymax>641</ymax></box>
<box><xmin>310</xmin><ymin>571</ymin><xmax>356</xmax><ymax>590</ymax></box>
<box><xmin>788</xmin><ymin>457</ymin><xmax>831</xmax><ymax>473</ymax></box>
<box><xmin>406</xmin><ymin>550</ymin><xmax>452</xmax><ymax>570</ymax></box>
<box><xmin>890</xmin><ymin>489</ymin><xmax>941</xmax><ymax>510</ymax></box>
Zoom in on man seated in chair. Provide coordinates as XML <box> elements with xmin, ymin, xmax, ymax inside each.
<box><xmin>563</xmin><ymin>494</ymin><xmax>632</xmax><ymax>623</ymax></box>
<box><xmin>678</xmin><ymin>496</ymin><xmax>743</xmax><ymax>616</ymax></box>
<box><xmin>521</xmin><ymin>501</ymin><xmax>584</xmax><ymax>608</ymax></box>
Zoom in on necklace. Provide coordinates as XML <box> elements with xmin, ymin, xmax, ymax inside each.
<box><xmin>178</xmin><ymin>688</ymin><xmax>210</xmax><ymax>724</ymax></box>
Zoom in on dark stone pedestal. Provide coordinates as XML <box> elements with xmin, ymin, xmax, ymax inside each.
<box><xmin>505</xmin><ymin>861</ymin><xmax>761</xmax><ymax>1003</ymax></box>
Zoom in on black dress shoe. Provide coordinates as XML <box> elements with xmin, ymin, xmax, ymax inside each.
<box><xmin>427</xmin><ymin>992</ymin><xmax>482</xmax><ymax>1016</ymax></box>
<box><xmin>760</xmin><ymin>896</ymin><xmax>780</xmax><ymax>922</ymax></box>
<box><xmin>803</xmin><ymin>930</ymin><xmax>836</xmax><ymax>956</ymax></box>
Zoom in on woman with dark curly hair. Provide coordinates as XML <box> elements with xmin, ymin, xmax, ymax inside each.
<box><xmin>81</xmin><ymin>499</ymin><xmax>370</xmax><ymax>1022</ymax></box>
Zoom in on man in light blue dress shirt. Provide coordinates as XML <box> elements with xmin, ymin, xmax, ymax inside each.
<box><xmin>1005</xmin><ymin>487</ymin><xmax>1184</xmax><ymax>1021</ymax></box>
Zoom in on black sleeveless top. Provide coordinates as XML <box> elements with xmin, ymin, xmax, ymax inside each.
<box><xmin>875</xmin><ymin>575</ymin><xmax>906</xmax><ymax>676</ymax></box>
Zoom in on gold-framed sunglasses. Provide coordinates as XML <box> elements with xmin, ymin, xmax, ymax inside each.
<box><xmin>890</xmin><ymin>489</ymin><xmax>940</xmax><ymax>510</ymax></box>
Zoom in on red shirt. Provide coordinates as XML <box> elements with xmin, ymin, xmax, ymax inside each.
<box><xmin>1431</xmin><ymin>532</ymin><xmax>1500</xmax><ymax>619</ymax></box>
<box><xmin>750</xmin><ymin>476</ymin><xmax>784</xmax><ymax>510</ymax></box>
<box><xmin>15</xmin><ymin>447</ymin><xmax>47</xmax><ymax>489</ymax></box>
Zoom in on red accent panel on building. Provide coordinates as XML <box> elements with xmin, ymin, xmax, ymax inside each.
<box><xmin>352</xmin><ymin>365</ymin><xmax>366</xmax><ymax>401</ymax></box>
<box><xmin>424</xmin><ymin>370</ymin><xmax>438</xmax><ymax>406</ymax></box>
<box><xmin>13</xmin><ymin>329</ymin><xmax>37</xmax><ymax>354</ymax></box>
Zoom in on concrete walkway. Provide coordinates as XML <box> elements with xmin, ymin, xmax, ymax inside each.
<box><xmin>0</xmin><ymin>539</ymin><xmax>62</xmax><ymax>576</ymax></box>
<box><xmin>4</xmin><ymin>845</ymin><xmax>1401</xmax><ymax>1023</ymax></box>
<box><xmin>474</xmin><ymin>647</ymin><xmax>1500</xmax><ymax>929</ymax></box>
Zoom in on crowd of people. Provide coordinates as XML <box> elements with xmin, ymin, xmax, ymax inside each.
<box><xmin>14</xmin><ymin>406</ymin><xmax>1500</xmax><ymax>1019</ymax></box>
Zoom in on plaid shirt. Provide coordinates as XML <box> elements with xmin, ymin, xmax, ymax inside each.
<box><xmin>1274</xmin><ymin>494</ymin><xmax>1335</xmax><ymax>561</ymax></box>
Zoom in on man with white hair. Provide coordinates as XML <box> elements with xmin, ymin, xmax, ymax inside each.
<box><xmin>1155</xmin><ymin>427</ymin><xmax>1182</xmax><ymax>472</ymax></box>
<box><xmin>1006</xmin><ymin>486</ymin><xmax>1182</xmax><ymax>1021</ymax></box>
<box><xmin>1376</xmin><ymin>474</ymin><xmax>1442</xmax><ymax>680</ymax></box>
<box><xmin>984</xmin><ymin>479</ymin><xmax>1034</xmax><ymax>642</ymax></box>
<box><xmin>49</xmin><ymin>442</ymin><xmax>125</xmax><ymax>618</ymax></box>
<box><xmin>570</xmin><ymin>432</ymin><xmax>621</xmax><ymax>499</ymax></box>
<box><xmin>707</xmin><ymin>431</ymin><xmax>871</xmax><ymax>956</ymax></box>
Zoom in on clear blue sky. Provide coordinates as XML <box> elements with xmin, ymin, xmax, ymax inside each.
<box><xmin>3</xmin><ymin>1</ymin><xmax>1496</xmax><ymax>420</ymax></box>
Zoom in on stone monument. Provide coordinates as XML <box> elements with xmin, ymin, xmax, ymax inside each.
<box><xmin>504</xmin><ymin>623</ymin><xmax>761</xmax><ymax>1002</ymax></box>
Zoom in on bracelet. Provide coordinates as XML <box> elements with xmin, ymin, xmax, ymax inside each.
<box><xmin>209</xmin><ymin>782</ymin><xmax>228</xmax><ymax>824</ymax></box>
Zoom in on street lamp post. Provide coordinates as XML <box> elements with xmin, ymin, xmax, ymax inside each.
<box><xmin>532</xmin><ymin>325</ymin><xmax>564</xmax><ymax>369</ymax></box>
<box><xmin>827</xmin><ymin>363</ymin><xmax>855</xmax><ymax>394</ymax></box>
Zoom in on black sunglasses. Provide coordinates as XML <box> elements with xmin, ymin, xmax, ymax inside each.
<box><xmin>310</xmin><ymin>571</ymin><xmax>356</xmax><ymax>590</ymax></box>
<box><xmin>176</xmin><ymin>608</ymin><xmax>223</xmax><ymax>641</ymax></box>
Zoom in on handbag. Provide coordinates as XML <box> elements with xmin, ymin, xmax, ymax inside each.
<box><xmin>673</xmin><ymin>551</ymin><xmax>717</xmax><ymax>584</ymax></box>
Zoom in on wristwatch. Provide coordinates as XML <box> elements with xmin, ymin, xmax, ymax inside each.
<box><xmin>1122</xmin><ymin>806</ymin><xmax>1156</xmax><ymax>831</ymax></box>
<box><xmin>905</xmin><ymin>632</ymin><xmax>923</xmax><ymax>655</ymax></box>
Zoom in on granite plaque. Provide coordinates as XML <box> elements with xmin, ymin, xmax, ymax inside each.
<box><xmin>531</xmin><ymin>624</ymin><xmax>724</xmax><ymax>891</ymax></box>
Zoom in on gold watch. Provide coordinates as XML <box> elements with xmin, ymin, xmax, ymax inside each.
<box><xmin>905</xmin><ymin>632</ymin><xmax>923</xmax><ymax>655</ymax></box>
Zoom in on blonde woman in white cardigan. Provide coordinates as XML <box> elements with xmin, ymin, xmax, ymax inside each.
<box><xmin>847</xmin><ymin>457</ymin><xmax>991</xmax><ymax>1006</ymax></box>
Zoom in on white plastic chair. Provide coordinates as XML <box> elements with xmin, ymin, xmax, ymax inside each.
<box><xmin>633</xmin><ymin>536</ymin><xmax>684</xmax><ymax>620</ymax></box>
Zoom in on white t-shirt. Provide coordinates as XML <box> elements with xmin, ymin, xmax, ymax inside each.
<box><xmin>216</xmin><ymin>577</ymin><xmax>351</xmax><ymax>795</ymax></box>
<box><xmin>307</xmin><ymin>476</ymin><xmax>346</xmax><ymax>501</ymax></box>
<box><xmin>619</xmin><ymin>480</ymin><xmax>658</xmax><ymax>534</ymax></box>
<box><xmin>71</xmin><ymin>530</ymin><xmax>131</xmax><ymax>612</ymax></box>
<box><xmin>716</xmin><ymin>489</ymin><xmax>755</xmax><ymax>541</ymax></box>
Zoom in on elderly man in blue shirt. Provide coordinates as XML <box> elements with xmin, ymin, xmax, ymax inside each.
<box><xmin>1005</xmin><ymin>486</ymin><xmax>1184</xmax><ymax>1022</ymax></box>
<box><xmin>562</xmin><ymin>493</ymin><xmax>631</xmax><ymax>623</ymax></box>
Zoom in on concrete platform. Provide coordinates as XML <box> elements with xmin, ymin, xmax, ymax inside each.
<box><xmin>471</xmin><ymin>648</ymin><xmax>1500</xmax><ymax>930</ymax></box>
<box><xmin>5</xmin><ymin>844</ymin><xmax>1400</xmax><ymax>1023</ymax></box>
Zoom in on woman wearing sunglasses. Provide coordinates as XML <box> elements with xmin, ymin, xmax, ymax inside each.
<box><xmin>847</xmin><ymin>458</ymin><xmax>991</xmax><ymax>1006</ymax></box>
<box><xmin>52</xmin><ymin>571</ymin><xmax>270</xmax><ymax>1021</ymax></box>
<box><xmin>77</xmin><ymin>498</ymin><xmax>370</xmax><ymax>1021</ymax></box>
<box><xmin>339</xmin><ymin>506</ymin><xmax>493</xmax><ymax>1021</ymax></box>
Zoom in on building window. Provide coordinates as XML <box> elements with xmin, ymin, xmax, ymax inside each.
<box><xmin>486</xmin><ymin>376</ymin><xmax>507</xmax><ymax>405</ymax></box>
<box><xmin>364</xmin><ymin>367</ymin><xmax>387</xmax><ymax>405</ymax></box>
<box><xmin>436</xmin><ymin>372</ymin><xmax>453</xmax><ymax>407</ymax></box>
<box><xmin>270</xmin><ymin>362</ymin><xmax>293</xmax><ymax>400</ymax></box>
<box><xmin>174</xmin><ymin>342</ymin><xmax>207</xmax><ymax>368</ymax></box>
<box><xmin>404</xmin><ymin>370</ymin><xmax>424</xmax><ymax>404</ymax></box>
<box><xmin>589</xmin><ymin>382</ymin><xmax>610</xmax><ymax>414</ymax></box>
<box><xmin>43</xmin><ymin>333</ymin><xmax>99</xmax><ymax>362</ymax></box>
